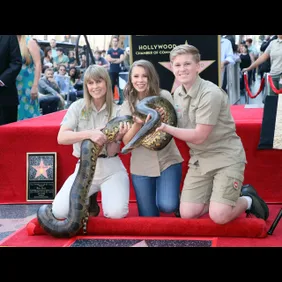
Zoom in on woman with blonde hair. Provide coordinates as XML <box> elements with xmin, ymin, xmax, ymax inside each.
<box><xmin>51</xmin><ymin>65</ymin><xmax>131</xmax><ymax>219</ymax></box>
<box><xmin>16</xmin><ymin>35</ymin><xmax>42</xmax><ymax>120</ymax></box>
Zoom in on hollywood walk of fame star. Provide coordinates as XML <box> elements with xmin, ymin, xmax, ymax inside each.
<box><xmin>158</xmin><ymin>60</ymin><xmax>215</xmax><ymax>93</ymax></box>
<box><xmin>32</xmin><ymin>159</ymin><xmax>51</xmax><ymax>178</ymax></box>
<box><xmin>131</xmin><ymin>240</ymin><xmax>148</xmax><ymax>247</ymax></box>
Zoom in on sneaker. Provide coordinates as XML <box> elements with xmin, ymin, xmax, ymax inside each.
<box><xmin>241</xmin><ymin>184</ymin><xmax>269</xmax><ymax>220</ymax></box>
<box><xmin>88</xmin><ymin>192</ymin><xmax>100</xmax><ymax>217</ymax></box>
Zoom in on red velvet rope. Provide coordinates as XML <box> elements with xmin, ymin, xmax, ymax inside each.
<box><xmin>243</xmin><ymin>72</ymin><xmax>265</xmax><ymax>98</ymax></box>
<box><xmin>268</xmin><ymin>75</ymin><xmax>282</xmax><ymax>94</ymax></box>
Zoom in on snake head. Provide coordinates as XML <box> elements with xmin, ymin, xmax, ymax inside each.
<box><xmin>121</xmin><ymin>135</ymin><xmax>144</xmax><ymax>154</ymax></box>
<box><xmin>120</xmin><ymin>143</ymin><xmax>136</xmax><ymax>154</ymax></box>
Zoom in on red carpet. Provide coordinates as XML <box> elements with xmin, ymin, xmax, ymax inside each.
<box><xmin>27</xmin><ymin>216</ymin><xmax>267</xmax><ymax>238</ymax></box>
<box><xmin>2</xmin><ymin>204</ymin><xmax>282</xmax><ymax>247</ymax></box>
<box><xmin>0</xmin><ymin>228</ymin><xmax>218</xmax><ymax>247</ymax></box>
<box><xmin>1</xmin><ymin>106</ymin><xmax>282</xmax><ymax>247</ymax></box>
<box><xmin>1</xmin><ymin>203</ymin><xmax>275</xmax><ymax>247</ymax></box>
<box><xmin>216</xmin><ymin>204</ymin><xmax>282</xmax><ymax>247</ymax></box>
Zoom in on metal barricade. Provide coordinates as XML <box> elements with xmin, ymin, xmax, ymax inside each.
<box><xmin>118</xmin><ymin>72</ymin><xmax>129</xmax><ymax>104</ymax></box>
<box><xmin>226</xmin><ymin>62</ymin><xmax>240</xmax><ymax>105</ymax></box>
<box><xmin>119</xmin><ymin>72</ymin><xmax>129</xmax><ymax>90</ymax></box>
<box><xmin>262</xmin><ymin>72</ymin><xmax>271</xmax><ymax>101</ymax></box>
<box><xmin>244</xmin><ymin>74</ymin><xmax>249</xmax><ymax>105</ymax></box>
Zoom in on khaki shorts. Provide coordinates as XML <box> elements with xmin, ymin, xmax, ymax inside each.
<box><xmin>181</xmin><ymin>163</ymin><xmax>245</xmax><ymax>206</ymax></box>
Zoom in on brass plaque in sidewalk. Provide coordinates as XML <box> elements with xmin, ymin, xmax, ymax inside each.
<box><xmin>26</xmin><ymin>152</ymin><xmax>57</xmax><ymax>201</ymax></box>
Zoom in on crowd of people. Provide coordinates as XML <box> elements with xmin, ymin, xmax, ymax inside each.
<box><xmin>0</xmin><ymin>35</ymin><xmax>130</xmax><ymax>124</ymax></box>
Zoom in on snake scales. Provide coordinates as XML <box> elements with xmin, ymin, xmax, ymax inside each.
<box><xmin>37</xmin><ymin>96</ymin><xmax>177</xmax><ymax>238</ymax></box>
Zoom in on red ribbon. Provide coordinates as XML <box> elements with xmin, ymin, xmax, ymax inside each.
<box><xmin>267</xmin><ymin>75</ymin><xmax>282</xmax><ymax>94</ymax></box>
<box><xmin>243</xmin><ymin>72</ymin><xmax>265</xmax><ymax>99</ymax></box>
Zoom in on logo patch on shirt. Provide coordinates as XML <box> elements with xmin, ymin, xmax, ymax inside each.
<box><xmin>80</xmin><ymin>108</ymin><xmax>91</xmax><ymax>120</ymax></box>
<box><xmin>175</xmin><ymin>104</ymin><xmax>183</xmax><ymax>118</ymax></box>
<box><xmin>233</xmin><ymin>181</ymin><xmax>239</xmax><ymax>189</ymax></box>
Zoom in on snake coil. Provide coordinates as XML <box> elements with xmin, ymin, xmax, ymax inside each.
<box><xmin>37</xmin><ymin>96</ymin><xmax>177</xmax><ymax>237</ymax></box>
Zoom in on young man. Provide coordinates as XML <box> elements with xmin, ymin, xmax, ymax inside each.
<box><xmin>106</xmin><ymin>36</ymin><xmax>125</xmax><ymax>105</ymax></box>
<box><xmin>156</xmin><ymin>44</ymin><xmax>269</xmax><ymax>224</ymax></box>
<box><xmin>38</xmin><ymin>68</ymin><xmax>61</xmax><ymax>114</ymax></box>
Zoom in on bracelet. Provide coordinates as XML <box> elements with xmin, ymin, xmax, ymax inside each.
<box><xmin>115</xmin><ymin>140</ymin><xmax>122</xmax><ymax>144</ymax></box>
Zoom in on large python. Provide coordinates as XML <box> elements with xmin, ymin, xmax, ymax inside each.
<box><xmin>37</xmin><ymin>96</ymin><xmax>177</xmax><ymax>238</ymax></box>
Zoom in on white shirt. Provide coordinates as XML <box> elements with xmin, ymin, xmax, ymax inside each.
<box><xmin>221</xmin><ymin>37</ymin><xmax>235</xmax><ymax>65</ymax></box>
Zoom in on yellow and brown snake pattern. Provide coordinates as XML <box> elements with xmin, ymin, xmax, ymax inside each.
<box><xmin>37</xmin><ymin>96</ymin><xmax>177</xmax><ymax>238</ymax></box>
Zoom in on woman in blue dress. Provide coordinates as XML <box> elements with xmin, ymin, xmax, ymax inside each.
<box><xmin>16</xmin><ymin>35</ymin><xmax>42</xmax><ymax>120</ymax></box>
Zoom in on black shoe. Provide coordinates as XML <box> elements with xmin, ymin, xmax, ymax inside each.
<box><xmin>174</xmin><ymin>208</ymin><xmax>181</xmax><ymax>218</ymax></box>
<box><xmin>241</xmin><ymin>184</ymin><xmax>269</xmax><ymax>220</ymax></box>
<box><xmin>88</xmin><ymin>192</ymin><xmax>100</xmax><ymax>217</ymax></box>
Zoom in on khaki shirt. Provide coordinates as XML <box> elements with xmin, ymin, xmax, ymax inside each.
<box><xmin>119</xmin><ymin>89</ymin><xmax>183</xmax><ymax>176</ymax></box>
<box><xmin>174</xmin><ymin>75</ymin><xmax>246</xmax><ymax>175</ymax></box>
<box><xmin>60</xmin><ymin>99</ymin><xmax>125</xmax><ymax>178</ymax></box>
<box><xmin>265</xmin><ymin>38</ymin><xmax>282</xmax><ymax>76</ymax></box>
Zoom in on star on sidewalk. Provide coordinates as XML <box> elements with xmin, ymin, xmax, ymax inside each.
<box><xmin>32</xmin><ymin>159</ymin><xmax>51</xmax><ymax>178</ymax></box>
<box><xmin>159</xmin><ymin>60</ymin><xmax>215</xmax><ymax>93</ymax></box>
<box><xmin>131</xmin><ymin>240</ymin><xmax>148</xmax><ymax>247</ymax></box>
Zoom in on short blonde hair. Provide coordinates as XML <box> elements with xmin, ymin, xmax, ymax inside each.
<box><xmin>170</xmin><ymin>44</ymin><xmax>201</xmax><ymax>64</ymax></box>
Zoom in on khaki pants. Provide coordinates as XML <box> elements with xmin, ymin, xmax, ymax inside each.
<box><xmin>181</xmin><ymin>162</ymin><xmax>245</xmax><ymax>207</ymax></box>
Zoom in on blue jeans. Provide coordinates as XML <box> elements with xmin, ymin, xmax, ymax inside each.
<box><xmin>131</xmin><ymin>163</ymin><xmax>182</xmax><ymax>216</ymax></box>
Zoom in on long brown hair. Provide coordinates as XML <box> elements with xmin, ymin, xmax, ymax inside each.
<box><xmin>123</xmin><ymin>59</ymin><xmax>160</xmax><ymax>114</ymax></box>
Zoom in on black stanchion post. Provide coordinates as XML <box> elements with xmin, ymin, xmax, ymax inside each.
<box><xmin>267</xmin><ymin>208</ymin><xmax>282</xmax><ymax>235</ymax></box>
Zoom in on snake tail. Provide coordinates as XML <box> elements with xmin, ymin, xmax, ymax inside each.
<box><xmin>37</xmin><ymin>139</ymin><xmax>100</xmax><ymax>238</ymax></box>
<box><xmin>37</xmin><ymin>115</ymin><xmax>133</xmax><ymax>238</ymax></box>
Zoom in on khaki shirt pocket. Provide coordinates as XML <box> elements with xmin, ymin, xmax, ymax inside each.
<box><xmin>188</xmin><ymin>104</ymin><xmax>197</xmax><ymax>128</ymax></box>
<box><xmin>77</xmin><ymin>119</ymin><xmax>91</xmax><ymax>132</ymax></box>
